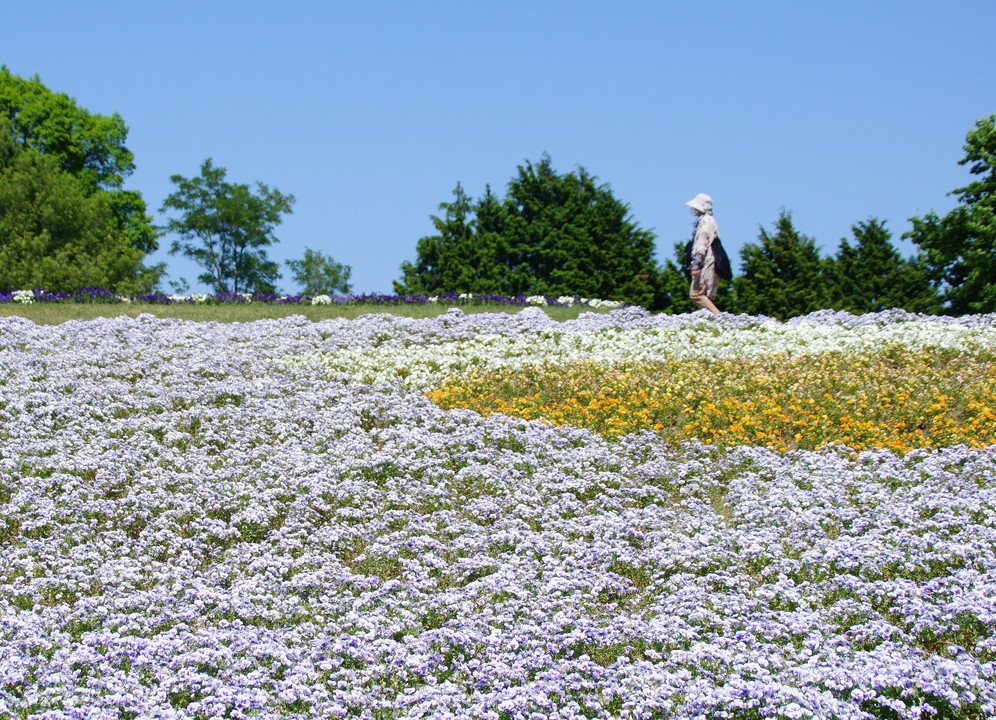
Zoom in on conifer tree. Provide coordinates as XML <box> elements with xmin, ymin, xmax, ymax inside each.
<box><xmin>395</xmin><ymin>155</ymin><xmax>659</xmax><ymax>307</ymax></box>
<box><xmin>734</xmin><ymin>211</ymin><xmax>826</xmax><ymax>319</ymax></box>
<box><xmin>826</xmin><ymin>218</ymin><xmax>939</xmax><ymax>313</ymax></box>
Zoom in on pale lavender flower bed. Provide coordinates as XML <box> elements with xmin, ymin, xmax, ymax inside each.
<box><xmin>0</xmin><ymin>310</ymin><xmax>994</xmax><ymax>719</ymax></box>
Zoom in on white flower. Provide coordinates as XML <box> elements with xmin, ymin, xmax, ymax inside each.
<box><xmin>311</xmin><ymin>294</ymin><xmax>333</xmax><ymax>305</ymax></box>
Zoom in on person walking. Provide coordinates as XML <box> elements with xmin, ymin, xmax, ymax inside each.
<box><xmin>686</xmin><ymin>193</ymin><xmax>721</xmax><ymax>314</ymax></box>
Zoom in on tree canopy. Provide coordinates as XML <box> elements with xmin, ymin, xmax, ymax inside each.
<box><xmin>0</xmin><ymin>66</ymin><xmax>159</xmax><ymax>256</ymax></box>
<box><xmin>825</xmin><ymin>219</ymin><xmax>940</xmax><ymax>314</ymax></box>
<box><xmin>160</xmin><ymin>158</ymin><xmax>295</xmax><ymax>295</ymax></box>
<box><xmin>0</xmin><ymin>117</ymin><xmax>149</xmax><ymax>294</ymax></box>
<box><xmin>395</xmin><ymin>155</ymin><xmax>659</xmax><ymax>308</ymax></box>
<box><xmin>733</xmin><ymin>211</ymin><xmax>827</xmax><ymax>319</ymax></box>
<box><xmin>285</xmin><ymin>247</ymin><xmax>353</xmax><ymax>296</ymax></box>
<box><xmin>906</xmin><ymin>114</ymin><xmax>996</xmax><ymax>313</ymax></box>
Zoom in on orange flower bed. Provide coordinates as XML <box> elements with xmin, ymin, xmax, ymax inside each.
<box><xmin>427</xmin><ymin>346</ymin><xmax>996</xmax><ymax>453</ymax></box>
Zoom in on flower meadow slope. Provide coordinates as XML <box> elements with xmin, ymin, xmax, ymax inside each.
<box><xmin>0</xmin><ymin>308</ymin><xmax>995</xmax><ymax>719</ymax></box>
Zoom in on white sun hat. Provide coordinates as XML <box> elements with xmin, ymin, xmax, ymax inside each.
<box><xmin>685</xmin><ymin>193</ymin><xmax>713</xmax><ymax>214</ymax></box>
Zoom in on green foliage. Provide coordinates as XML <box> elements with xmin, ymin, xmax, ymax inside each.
<box><xmin>654</xmin><ymin>252</ymin><xmax>696</xmax><ymax>314</ymax></box>
<box><xmin>906</xmin><ymin>114</ymin><xmax>996</xmax><ymax>313</ymax></box>
<box><xmin>285</xmin><ymin>247</ymin><xmax>353</xmax><ymax>295</ymax></box>
<box><xmin>0</xmin><ymin>66</ymin><xmax>159</xmax><ymax>261</ymax></box>
<box><xmin>0</xmin><ymin>120</ymin><xmax>152</xmax><ymax>294</ymax></box>
<box><xmin>734</xmin><ymin>211</ymin><xmax>827</xmax><ymax>319</ymax></box>
<box><xmin>395</xmin><ymin>155</ymin><xmax>660</xmax><ymax>308</ymax></box>
<box><xmin>502</xmin><ymin>155</ymin><xmax>659</xmax><ymax>307</ymax></box>
<box><xmin>160</xmin><ymin>158</ymin><xmax>295</xmax><ymax>294</ymax></box>
<box><xmin>395</xmin><ymin>183</ymin><xmax>500</xmax><ymax>295</ymax></box>
<box><xmin>825</xmin><ymin>218</ymin><xmax>940</xmax><ymax>314</ymax></box>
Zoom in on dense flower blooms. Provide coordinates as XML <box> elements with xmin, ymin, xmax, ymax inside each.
<box><xmin>0</xmin><ymin>308</ymin><xmax>993</xmax><ymax>718</ymax></box>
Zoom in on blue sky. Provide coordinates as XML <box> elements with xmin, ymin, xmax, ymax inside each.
<box><xmin>3</xmin><ymin>1</ymin><xmax>994</xmax><ymax>295</ymax></box>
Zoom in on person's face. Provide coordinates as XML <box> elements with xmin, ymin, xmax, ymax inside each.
<box><xmin>689</xmin><ymin>207</ymin><xmax>702</xmax><ymax>216</ymax></box>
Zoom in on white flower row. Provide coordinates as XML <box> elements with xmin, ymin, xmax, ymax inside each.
<box><xmin>296</xmin><ymin>314</ymin><xmax>996</xmax><ymax>390</ymax></box>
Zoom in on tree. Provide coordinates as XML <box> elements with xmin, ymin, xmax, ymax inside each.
<box><xmin>160</xmin><ymin>159</ymin><xmax>294</xmax><ymax>294</ymax></box>
<box><xmin>396</xmin><ymin>155</ymin><xmax>660</xmax><ymax>307</ymax></box>
<box><xmin>0</xmin><ymin>66</ymin><xmax>159</xmax><ymax>258</ymax></box>
<box><xmin>825</xmin><ymin>218</ymin><xmax>940</xmax><ymax>314</ymax></box>
<box><xmin>286</xmin><ymin>248</ymin><xmax>353</xmax><ymax>296</ymax></box>
<box><xmin>734</xmin><ymin>211</ymin><xmax>826</xmax><ymax>319</ymax></box>
<box><xmin>500</xmin><ymin>155</ymin><xmax>658</xmax><ymax>307</ymax></box>
<box><xmin>395</xmin><ymin>183</ymin><xmax>496</xmax><ymax>295</ymax></box>
<box><xmin>905</xmin><ymin>115</ymin><xmax>996</xmax><ymax>313</ymax></box>
<box><xmin>653</xmin><ymin>242</ymin><xmax>697</xmax><ymax>314</ymax></box>
<box><xmin>0</xmin><ymin>119</ymin><xmax>150</xmax><ymax>294</ymax></box>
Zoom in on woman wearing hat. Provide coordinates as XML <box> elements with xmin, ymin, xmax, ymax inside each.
<box><xmin>686</xmin><ymin>193</ymin><xmax>721</xmax><ymax>314</ymax></box>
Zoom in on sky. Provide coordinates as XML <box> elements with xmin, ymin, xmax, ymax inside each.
<box><xmin>2</xmin><ymin>1</ymin><xmax>994</xmax><ymax>296</ymax></box>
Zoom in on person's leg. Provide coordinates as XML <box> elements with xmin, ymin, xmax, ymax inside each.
<box><xmin>689</xmin><ymin>280</ymin><xmax>720</xmax><ymax>314</ymax></box>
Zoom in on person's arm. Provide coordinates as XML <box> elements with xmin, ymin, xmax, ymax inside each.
<box><xmin>690</xmin><ymin>217</ymin><xmax>714</xmax><ymax>275</ymax></box>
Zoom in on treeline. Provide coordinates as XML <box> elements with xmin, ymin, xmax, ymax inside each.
<box><xmin>652</xmin><ymin>212</ymin><xmax>940</xmax><ymax>318</ymax></box>
<box><xmin>398</xmin><ymin>117</ymin><xmax>996</xmax><ymax>318</ymax></box>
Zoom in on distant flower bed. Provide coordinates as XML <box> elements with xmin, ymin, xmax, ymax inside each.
<box><xmin>0</xmin><ymin>287</ymin><xmax>626</xmax><ymax>309</ymax></box>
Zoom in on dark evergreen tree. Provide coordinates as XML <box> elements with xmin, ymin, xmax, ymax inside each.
<box><xmin>734</xmin><ymin>211</ymin><xmax>826</xmax><ymax>319</ymax></box>
<box><xmin>395</xmin><ymin>183</ymin><xmax>495</xmax><ymax>295</ymax></box>
<box><xmin>654</xmin><ymin>244</ymin><xmax>696</xmax><ymax>314</ymax></box>
<box><xmin>472</xmin><ymin>185</ymin><xmax>513</xmax><ymax>294</ymax></box>
<box><xmin>905</xmin><ymin>115</ymin><xmax>996</xmax><ymax>313</ymax></box>
<box><xmin>826</xmin><ymin>218</ymin><xmax>940</xmax><ymax>313</ymax></box>
<box><xmin>501</xmin><ymin>155</ymin><xmax>657</xmax><ymax>306</ymax></box>
<box><xmin>396</xmin><ymin>155</ymin><xmax>659</xmax><ymax>307</ymax></box>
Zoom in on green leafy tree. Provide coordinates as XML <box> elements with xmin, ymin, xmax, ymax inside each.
<box><xmin>286</xmin><ymin>247</ymin><xmax>353</xmax><ymax>296</ymax></box>
<box><xmin>160</xmin><ymin>158</ymin><xmax>294</xmax><ymax>294</ymax></box>
<box><xmin>0</xmin><ymin>120</ymin><xmax>149</xmax><ymax>294</ymax></box>
<box><xmin>826</xmin><ymin>218</ymin><xmax>940</xmax><ymax>313</ymax></box>
<box><xmin>0</xmin><ymin>66</ymin><xmax>159</xmax><ymax>257</ymax></box>
<box><xmin>734</xmin><ymin>211</ymin><xmax>826</xmax><ymax>319</ymax></box>
<box><xmin>396</xmin><ymin>155</ymin><xmax>659</xmax><ymax>307</ymax></box>
<box><xmin>905</xmin><ymin>115</ymin><xmax>996</xmax><ymax>313</ymax></box>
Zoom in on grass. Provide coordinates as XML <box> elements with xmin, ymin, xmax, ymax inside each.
<box><xmin>0</xmin><ymin>302</ymin><xmax>608</xmax><ymax>324</ymax></box>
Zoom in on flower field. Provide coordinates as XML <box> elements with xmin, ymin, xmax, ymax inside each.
<box><xmin>1</xmin><ymin>307</ymin><xmax>995</xmax><ymax>719</ymax></box>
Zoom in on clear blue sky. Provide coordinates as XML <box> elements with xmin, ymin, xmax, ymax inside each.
<box><xmin>3</xmin><ymin>1</ymin><xmax>993</xmax><ymax>296</ymax></box>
